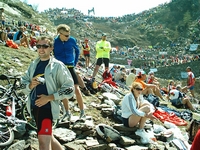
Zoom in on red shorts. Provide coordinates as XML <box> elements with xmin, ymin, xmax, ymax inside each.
<box><xmin>33</xmin><ymin>108</ymin><xmax>52</xmax><ymax>135</ymax></box>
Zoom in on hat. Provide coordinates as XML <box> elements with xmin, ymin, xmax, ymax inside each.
<box><xmin>102</xmin><ymin>33</ymin><xmax>107</xmax><ymax>36</ymax></box>
<box><xmin>136</xmin><ymin>70</ymin><xmax>146</xmax><ymax>76</ymax></box>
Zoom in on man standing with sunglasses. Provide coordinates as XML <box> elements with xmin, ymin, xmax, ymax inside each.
<box><xmin>21</xmin><ymin>36</ymin><xmax>74</xmax><ymax>150</ymax></box>
<box><xmin>53</xmin><ymin>24</ymin><xmax>86</xmax><ymax>121</ymax></box>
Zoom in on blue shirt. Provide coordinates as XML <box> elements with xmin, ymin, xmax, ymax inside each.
<box><xmin>53</xmin><ymin>36</ymin><xmax>80</xmax><ymax>66</ymax></box>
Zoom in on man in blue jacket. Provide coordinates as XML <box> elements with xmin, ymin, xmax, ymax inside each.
<box><xmin>53</xmin><ymin>24</ymin><xmax>86</xmax><ymax>121</ymax></box>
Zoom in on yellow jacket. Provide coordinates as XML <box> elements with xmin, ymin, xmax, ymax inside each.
<box><xmin>95</xmin><ymin>40</ymin><xmax>111</xmax><ymax>59</ymax></box>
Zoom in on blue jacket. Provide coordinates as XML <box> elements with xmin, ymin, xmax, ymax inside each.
<box><xmin>21</xmin><ymin>56</ymin><xmax>74</xmax><ymax>120</ymax></box>
<box><xmin>53</xmin><ymin>36</ymin><xmax>80</xmax><ymax>66</ymax></box>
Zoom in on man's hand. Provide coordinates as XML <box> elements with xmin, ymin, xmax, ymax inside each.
<box><xmin>146</xmin><ymin>112</ymin><xmax>157</xmax><ymax>120</ymax></box>
<box><xmin>29</xmin><ymin>77</ymin><xmax>40</xmax><ymax>90</ymax></box>
<box><xmin>35</xmin><ymin>94</ymin><xmax>52</xmax><ymax>107</ymax></box>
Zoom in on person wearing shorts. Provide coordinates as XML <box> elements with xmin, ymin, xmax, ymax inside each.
<box><xmin>21</xmin><ymin>36</ymin><xmax>74</xmax><ymax>150</ymax></box>
<box><xmin>53</xmin><ymin>24</ymin><xmax>86</xmax><ymax>121</ymax></box>
<box><xmin>81</xmin><ymin>38</ymin><xmax>90</xmax><ymax>68</ymax></box>
<box><xmin>169</xmin><ymin>89</ymin><xmax>197</xmax><ymax>111</ymax></box>
<box><xmin>91</xmin><ymin>33</ymin><xmax>111</xmax><ymax>80</ymax></box>
<box><xmin>182</xmin><ymin>66</ymin><xmax>196</xmax><ymax>98</ymax></box>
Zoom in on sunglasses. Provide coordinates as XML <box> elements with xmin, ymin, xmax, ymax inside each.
<box><xmin>36</xmin><ymin>44</ymin><xmax>50</xmax><ymax>49</ymax></box>
<box><xmin>60</xmin><ymin>33</ymin><xmax>70</xmax><ymax>37</ymax></box>
<box><xmin>135</xmin><ymin>87</ymin><xmax>143</xmax><ymax>91</ymax></box>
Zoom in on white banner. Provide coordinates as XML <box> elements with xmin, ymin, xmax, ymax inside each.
<box><xmin>181</xmin><ymin>72</ymin><xmax>188</xmax><ymax>78</ymax></box>
<box><xmin>189</xmin><ymin>44</ymin><xmax>198</xmax><ymax>51</ymax></box>
<box><xmin>150</xmin><ymin>68</ymin><xmax>158</xmax><ymax>72</ymax></box>
<box><xmin>159</xmin><ymin>52</ymin><xmax>167</xmax><ymax>55</ymax></box>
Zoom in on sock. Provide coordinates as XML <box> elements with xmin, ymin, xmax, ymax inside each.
<box><xmin>80</xmin><ymin>110</ymin><xmax>85</xmax><ymax>114</ymax></box>
<box><xmin>65</xmin><ymin>110</ymin><xmax>70</xmax><ymax>115</ymax></box>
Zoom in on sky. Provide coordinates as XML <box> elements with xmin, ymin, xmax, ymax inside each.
<box><xmin>23</xmin><ymin>0</ymin><xmax>171</xmax><ymax>17</ymax></box>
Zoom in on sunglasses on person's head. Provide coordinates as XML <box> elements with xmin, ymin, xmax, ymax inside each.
<box><xmin>135</xmin><ymin>87</ymin><xmax>143</xmax><ymax>91</ymax></box>
<box><xmin>36</xmin><ymin>44</ymin><xmax>50</xmax><ymax>49</ymax></box>
<box><xmin>60</xmin><ymin>32</ymin><xmax>70</xmax><ymax>37</ymax></box>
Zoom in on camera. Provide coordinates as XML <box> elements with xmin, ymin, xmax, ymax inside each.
<box><xmin>37</xmin><ymin>77</ymin><xmax>45</xmax><ymax>84</ymax></box>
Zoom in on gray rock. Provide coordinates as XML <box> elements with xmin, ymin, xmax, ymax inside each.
<box><xmin>119</xmin><ymin>136</ymin><xmax>136</xmax><ymax>146</ymax></box>
<box><xmin>53</xmin><ymin>128</ymin><xmax>76</xmax><ymax>142</ymax></box>
<box><xmin>7</xmin><ymin>140</ymin><xmax>26</xmax><ymax>150</ymax></box>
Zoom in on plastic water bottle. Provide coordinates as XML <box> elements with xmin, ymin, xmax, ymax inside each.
<box><xmin>6</xmin><ymin>106</ymin><xmax>12</xmax><ymax>116</ymax></box>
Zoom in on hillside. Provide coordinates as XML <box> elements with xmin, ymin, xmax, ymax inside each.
<box><xmin>0</xmin><ymin>1</ymin><xmax>200</xmax><ymax>149</ymax></box>
<box><xmin>0</xmin><ymin>0</ymin><xmax>199</xmax><ymax>83</ymax></box>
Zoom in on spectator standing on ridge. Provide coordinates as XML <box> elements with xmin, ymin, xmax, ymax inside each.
<box><xmin>21</xmin><ymin>36</ymin><xmax>74</xmax><ymax>150</ymax></box>
<box><xmin>53</xmin><ymin>24</ymin><xmax>86</xmax><ymax>121</ymax></box>
<box><xmin>81</xmin><ymin>38</ymin><xmax>90</xmax><ymax>69</ymax></box>
<box><xmin>0</xmin><ymin>8</ymin><xmax>5</xmax><ymax>27</ymax></box>
<box><xmin>183</xmin><ymin>66</ymin><xmax>196</xmax><ymax>98</ymax></box>
<box><xmin>91</xmin><ymin>33</ymin><xmax>111</xmax><ymax>81</ymax></box>
<box><xmin>0</xmin><ymin>25</ymin><xmax>7</xmax><ymax>44</ymax></box>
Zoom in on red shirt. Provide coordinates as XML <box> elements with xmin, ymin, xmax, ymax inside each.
<box><xmin>190</xmin><ymin>129</ymin><xmax>200</xmax><ymax>150</ymax></box>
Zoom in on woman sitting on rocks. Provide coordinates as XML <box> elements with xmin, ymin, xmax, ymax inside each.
<box><xmin>121</xmin><ymin>82</ymin><xmax>156</xmax><ymax>143</ymax></box>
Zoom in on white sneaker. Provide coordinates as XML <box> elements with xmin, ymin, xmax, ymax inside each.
<box><xmin>135</xmin><ymin>129</ymin><xmax>149</xmax><ymax>144</ymax></box>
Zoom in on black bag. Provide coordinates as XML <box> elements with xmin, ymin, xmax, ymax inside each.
<box><xmin>83</xmin><ymin>77</ymin><xmax>98</xmax><ymax>94</ymax></box>
<box><xmin>143</xmin><ymin>94</ymin><xmax>160</xmax><ymax>107</ymax></box>
<box><xmin>186</xmin><ymin>119</ymin><xmax>200</xmax><ymax>142</ymax></box>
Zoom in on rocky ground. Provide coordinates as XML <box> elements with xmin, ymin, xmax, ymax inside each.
<box><xmin>2</xmin><ymin>67</ymin><xmax>200</xmax><ymax>150</ymax></box>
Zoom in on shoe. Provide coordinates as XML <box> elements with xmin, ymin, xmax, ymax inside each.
<box><xmin>79</xmin><ymin>113</ymin><xmax>86</xmax><ymax>120</ymax></box>
<box><xmin>82</xmin><ymin>88</ymin><xmax>91</xmax><ymax>96</ymax></box>
<box><xmin>135</xmin><ymin>129</ymin><xmax>149</xmax><ymax>144</ymax></box>
<box><xmin>62</xmin><ymin>113</ymin><xmax>71</xmax><ymax>122</ymax></box>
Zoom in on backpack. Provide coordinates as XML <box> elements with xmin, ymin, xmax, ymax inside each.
<box><xmin>143</xmin><ymin>94</ymin><xmax>160</xmax><ymax>107</ymax></box>
<box><xmin>96</xmin><ymin>124</ymin><xmax>121</xmax><ymax>143</ymax></box>
<box><xmin>83</xmin><ymin>77</ymin><xmax>98</xmax><ymax>94</ymax></box>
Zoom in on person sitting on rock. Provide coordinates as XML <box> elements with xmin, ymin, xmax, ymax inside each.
<box><xmin>13</xmin><ymin>26</ymin><xmax>32</xmax><ymax>49</ymax></box>
<box><xmin>168</xmin><ymin>87</ymin><xmax>198</xmax><ymax>112</ymax></box>
<box><xmin>110</xmin><ymin>64</ymin><xmax>118</xmax><ymax>80</ymax></box>
<box><xmin>121</xmin><ymin>82</ymin><xmax>156</xmax><ymax>144</ymax></box>
<box><xmin>147</xmin><ymin>71</ymin><xmax>160</xmax><ymax>88</ymax></box>
<box><xmin>114</xmin><ymin>67</ymin><xmax>127</xmax><ymax>83</ymax></box>
<box><xmin>126</xmin><ymin>68</ymin><xmax>136</xmax><ymax>87</ymax></box>
<box><xmin>134</xmin><ymin>70</ymin><xmax>164</xmax><ymax>101</ymax></box>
